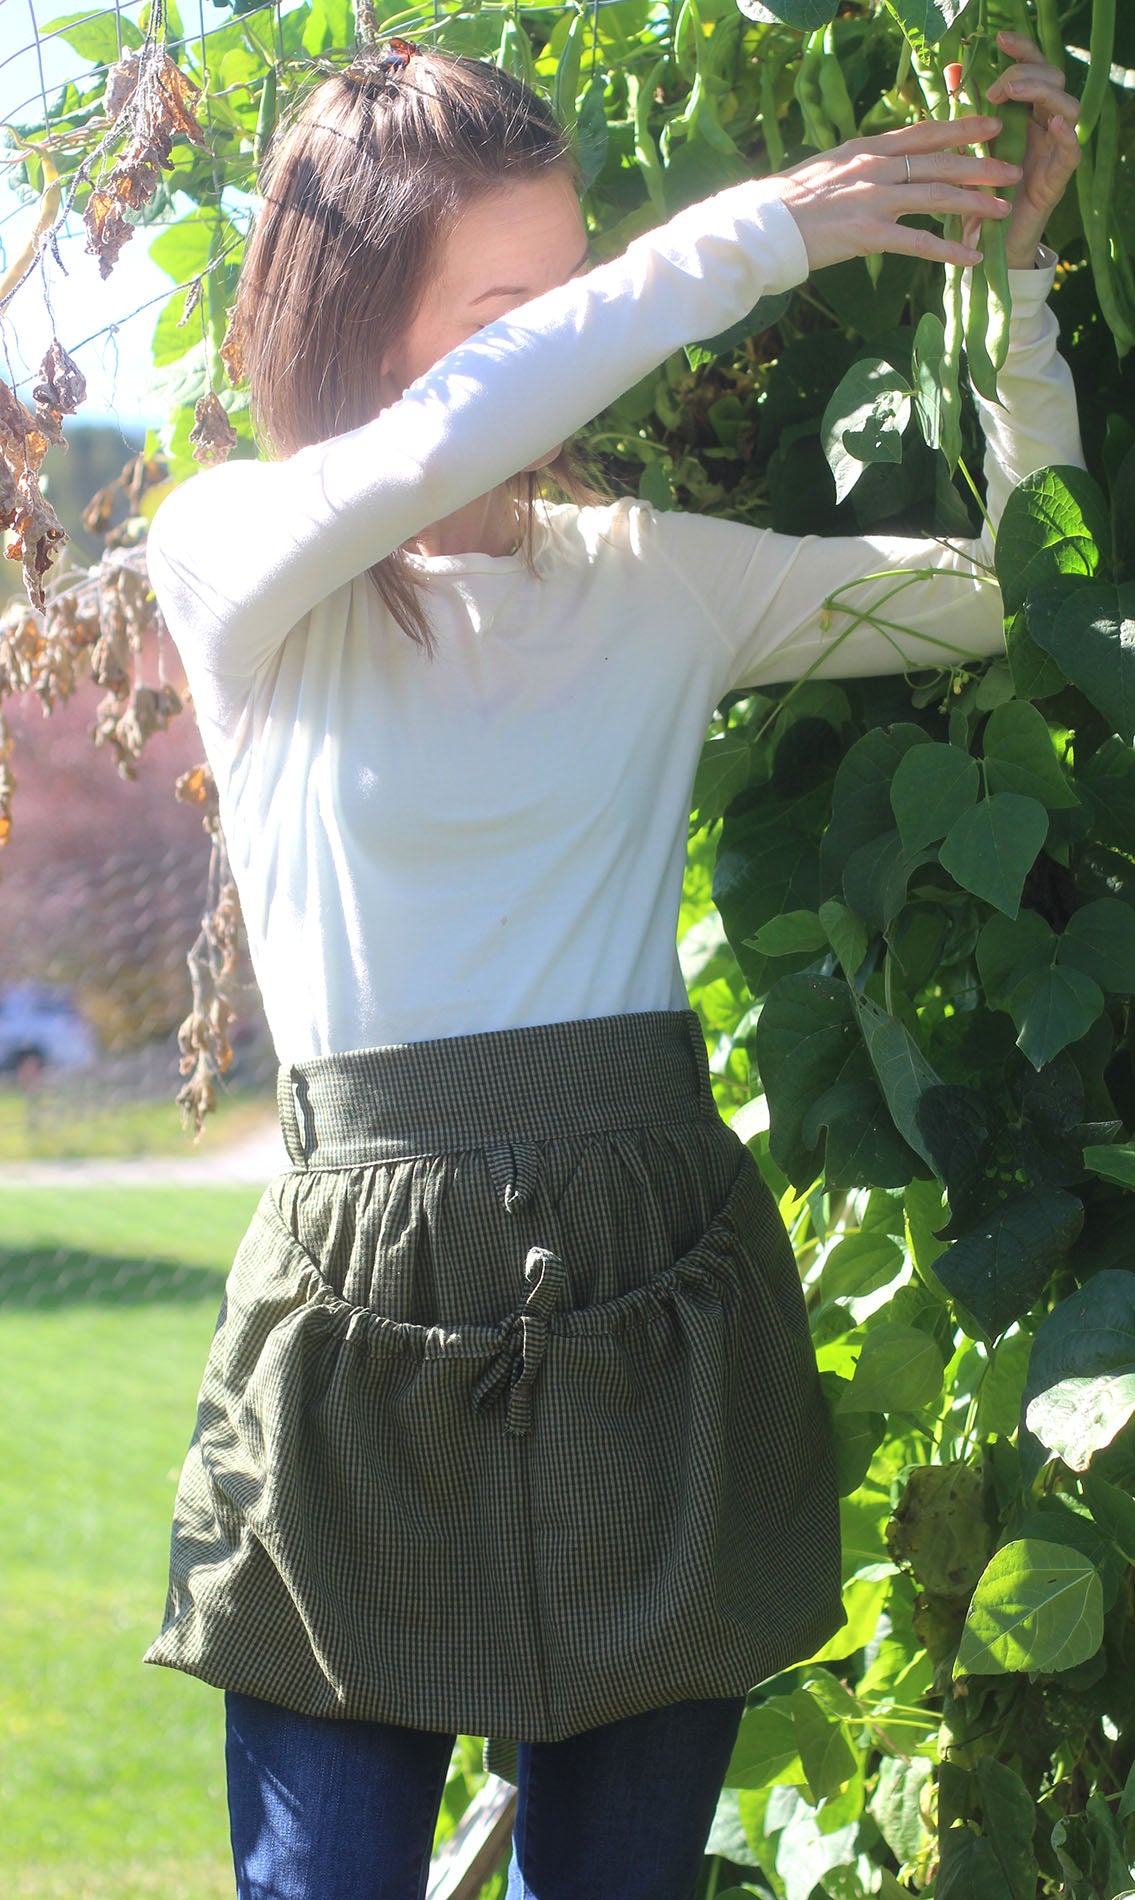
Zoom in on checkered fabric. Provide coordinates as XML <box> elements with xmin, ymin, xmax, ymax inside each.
<box><xmin>145</xmin><ymin>1009</ymin><xmax>844</xmax><ymax>1742</ymax></box>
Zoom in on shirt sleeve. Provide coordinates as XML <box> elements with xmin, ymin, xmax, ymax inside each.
<box><xmin>144</xmin><ymin>179</ymin><xmax>812</xmax><ymax>684</ymax></box>
<box><xmin>641</xmin><ymin>243</ymin><xmax>1086</xmax><ymax>698</ymax></box>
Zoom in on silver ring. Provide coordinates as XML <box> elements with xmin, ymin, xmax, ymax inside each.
<box><xmin>904</xmin><ymin>154</ymin><xmax>912</xmax><ymax>185</ymax></box>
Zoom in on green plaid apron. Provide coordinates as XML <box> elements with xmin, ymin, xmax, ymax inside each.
<box><xmin>145</xmin><ymin>1009</ymin><xmax>844</xmax><ymax>1740</ymax></box>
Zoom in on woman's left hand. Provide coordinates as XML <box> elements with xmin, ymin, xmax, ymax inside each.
<box><xmin>971</xmin><ymin>29</ymin><xmax>1082</xmax><ymax>269</ymax></box>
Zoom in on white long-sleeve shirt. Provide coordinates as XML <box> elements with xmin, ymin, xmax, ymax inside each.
<box><xmin>145</xmin><ymin>179</ymin><xmax>1085</xmax><ymax>1063</ymax></box>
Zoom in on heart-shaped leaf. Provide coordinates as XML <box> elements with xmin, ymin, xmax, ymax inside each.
<box><xmin>821</xmin><ymin>359</ymin><xmax>912</xmax><ymax>504</ymax></box>
<box><xmin>994</xmin><ymin>467</ymin><xmax>1109</xmax><ymax>618</ymax></box>
<box><xmin>956</xmin><ymin>1538</ymin><xmax>1104</xmax><ymax>1676</ymax></box>
<box><xmin>1026</xmin><ymin>1369</ymin><xmax>1135</xmax><ymax>1471</ymax></box>
<box><xmin>1027</xmin><ymin>581</ymin><xmax>1135</xmax><ymax>741</ymax></box>
<box><xmin>939</xmin><ymin>795</ymin><xmax>1049</xmax><ymax>917</ymax></box>
<box><xmin>890</xmin><ymin>742</ymin><xmax>981</xmax><ymax>853</ymax></box>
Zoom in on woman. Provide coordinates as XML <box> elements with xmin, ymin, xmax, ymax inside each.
<box><xmin>144</xmin><ymin>29</ymin><xmax>1084</xmax><ymax>1900</ymax></box>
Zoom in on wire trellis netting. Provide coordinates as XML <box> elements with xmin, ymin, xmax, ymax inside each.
<box><xmin>0</xmin><ymin>0</ymin><xmax>635</xmax><ymax>1161</ymax></box>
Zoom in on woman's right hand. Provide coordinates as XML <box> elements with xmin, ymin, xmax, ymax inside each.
<box><xmin>769</xmin><ymin>116</ymin><xmax>1023</xmax><ymax>272</ymax></box>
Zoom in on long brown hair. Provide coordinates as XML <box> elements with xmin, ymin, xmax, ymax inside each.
<box><xmin>235</xmin><ymin>46</ymin><xmax>604</xmax><ymax>648</ymax></box>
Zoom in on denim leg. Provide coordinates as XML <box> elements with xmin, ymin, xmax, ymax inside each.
<box><xmin>505</xmin><ymin>1693</ymin><xmax>747</xmax><ymax>1900</ymax></box>
<box><xmin>225</xmin><ymin>1690</ymin><xmax>456</xmax><ymax>1900</ymax></box>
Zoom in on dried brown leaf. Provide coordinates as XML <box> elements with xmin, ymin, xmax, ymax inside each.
<box><xmin>83</xmin><ymin>188</ymin><xmax>135</xmax><ymax>278</ymax></box>
<box><xmin>106</xmin><ymin>50</ymin><xmax>141</xmax><ymax>122</ymax></box>
<box><xmin>189</xmin><ymin>391</ymin><xmax>238</xmax><ymax>467</ymax></box>
<box><xmin>219</xmin><ymin>304</ymin><xmax>246</xmax><ymax>386</ymax></box>
<box><xmin>32</xmin><ymin>340</ymin><xmax>87</xmax><ymax>418</ymax></box>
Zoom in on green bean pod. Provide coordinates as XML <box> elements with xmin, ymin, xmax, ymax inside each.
<box><xmin>759</xmin><ymin>39</ymin><xmax>789</xmax><ymax>172</ymax></box>
<box><xmin>940</xmin><ymin>223</ymin><xmax>965</xmax><ymax>473</ymax></box>
<box><xmin>794</xmin><ymin>33</ymin><xmax>836</xmax><ymax>151</ymax></box>
<box><xmin>497</xmin><ymin>18</ymin><xmax>538</xmax><ymax>90</ymax></box>
<box><xmin>554</xmin><ymin>13</ymin><xmax>585</xmax><ymax>131</ymax></box>
<box><xmin>1076</xmin><ymin>0</ymin><xmax>1115</xmax><ymax>147</ymax></box>
<box><xmin>631</xmin><ymin>59</ymin><xmax>667</xmax><ymax>215</ymax></box>
<box><xmin>985</xmin><ymin>220</ymin><xmax>1014</xmax><ymax>372</ymax></box>
<box><xmin>1035</xmin><ymin>0</ymin><xmax>1064</xmax><ymax>72</ymax></box>
<box><xmin>964</xmin><ymin>250</ymin><xmax>1000</xmax><ymax>402</ymax></box>
<box><xmin>818</xmin><ymin>26</ymin><xmax>857</xmax><ymax>143</ymax></box>
<box><xmin>253</xmin><ymin>64</ymin><xmax>277</xmax><ymax>173</ymax></box>
<box><xmin>1077</xmin><ymin>86</ymin><xmax>1135</xmax><ymax>352</ymax></box>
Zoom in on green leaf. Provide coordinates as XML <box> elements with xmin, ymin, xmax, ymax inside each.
<box><xmin>746</xmin><ymin>911</ymin><xmax>827</xmax><ymax>957</ymax></box>
<box><xmin>735</xmin><ymin>0</ymin><xmax>837</xmax><ymax>27</ymax></box>
<box><xmin>790</xmin><ymin>1688</ymin><xmax>857</xmax><ymax>1804</ymax></box>
<box><xmin>1022</xmin><ymin>1272</ymin><xmax>1135</xmax><ymax>1483</ymax></box>
<box><xmin>1078</xmin><ymin>736</ymin><xmax>1135</xmax><ymax>852</ymax></box>
<box><xmin>691</xmin><ymin>732</ymin><xmax>753</xmax><ymax>826</ymax></box>
<box><xmin>575</xmin><ymin>72</ymin><xmax>609</xmax><ymax>191</ymax></box>
<box><xmin>756</xmin><ymin>974</ymin><xmax>919</xmax><ymax>1190</ymax></box>
<box><xmin>819</xmin><ymin>1230</ymin><xmax>903</xmax><ymax>1306</ymax></box>
<box><xmin>982</xmin><ymin>701</ymin><xmax>1080</xmax><ymax>810</ymax></box>
<box><xmin>938</xmin><ymin>794</ymin><xmax>1049</xmax><ymax>918</ymax></box>
<box><xmin>887</xmin><ymin>0</ymin><xmax>972</xmax><ymax>45</ymax></box>
<box><xmin>690</xmin><ymin>291</ymin><xmax>793</xmax><ymax>364</ymax></box>
<box><xmin>1082</xmin><ymin>1473</ymin><xmax>1135</xmax><ymax>1568</ymax></box>
<box><xmin>1057</xmin><ymin>899</ymin><xmax>1135</xmax><ymax>993</ymax></box>
<box><xmin>871</xmin><ymin>1756</ymin><xmax>933</xmax><ymax>1867</ymax></box>
<box><xmin>149</xmin><ymin>214</ymin><xmax>214</xmax><ymax>286</ymax></box>
<box><xmin>1082</xmin><ymin>1142</ymin><xmax>1135</xmax><ymax>1189</ymax></box>
<box><xmin>956</xmin><ymin>1538</ymin><xmax>1105</xmax><ymax>1677</ymax></box>
<box><xmin>828</xmin><ymin>1399</ymin><xmax>886</xmax><ymax>1495</ymax></box>
<box><xmin>1005</xmin><ymin>606</ymin><xmax>1067</xmax><ymax>702</ymax></box>
<box><xmin>818</xmin><ymin>898</ymin><xmax>868</xmax><ymax>978</ymax></box>
<box><xmin>821</xmin><ymin>359</ymin><xmax>911</xmax><ymax>504</ymax></box>
<box><xmin>715</xmin><ymin>804</ymin><xmax>822</xmax><ymax>998</ymax></box>
<box><xmin>912</xmin><ymin>312</ymin><xmax>946</xmax><ymax>452</ymax></box>
<box><xmin>974</xmin><ymin>1759</ymin><xmax>1039</xmax><ymax>1900</ymax></box>
<box><xmin>1007</xmin><ymin>963</ymin><xmax>1104</xmax><ymax>1070</ymax></box>
<box><xmin>42</xmin><ymin>9</ymin><xmax>142</xmax><ymax>61</ymax></box>
<box><xmin>1025</xmin><ymin>1369</ymin><xmax>1135</xmax><ymax>1471</ymax></box>
<box><xmin>994</xmin><ymin>467</ymin><xmax>1109</xmax><ymax>618</ymax></box>
<box><xmin>842</xmin><ymin>1321</ymin><xmax>946</xmax><ymax>1414</ymax></box>
<box><xmin>724</xmin><ymin>1697</ymin><xmax>803</xmax><ymax>1789</ymax></box>
<box><xmin>934</xmin><ymin>1189</ymin><xmax>1084</xmax><ymax>1339</ymax></box>
<box><xmin>850</xmin><ymin>991</ymin><xmax>942</xmax><ymax>1176</ymax></box>
<box><xmin>976</xmin><ymin>910</ymin><xmax>1055</xmax><ymax>1011</ymax></box>
<box><xmin>842</xmin><ymin>829</ymin><xmax>914</xmax><ymax>931</ymax></box>
<box><xmin>890</xmin><ymin>742</ymin><xmax>981</xmax><ymax>854</ymax></box>
<box><xmin>936</xmin><ymin>1761</ymin><xmax>1038</xmax><ymax>1900</ymax></box>
<box><xmin>821</xmin><ymin>724</ymin><xmax>930</xmax><ymax>890</ymax></box>
<box><xmin>1027</xmin><ymin>581</ymin><xmax>1135</xmax><ymax>741</ymax></box>
<box><xmin>937</xmin><ymin>1830</ymin><xmax>1024</xmax><ymax>1900</ymax></box>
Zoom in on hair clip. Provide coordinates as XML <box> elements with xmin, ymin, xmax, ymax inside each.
<box><xmin>374</xmin><ymin>38</ymin><xmax>420</xmax><ymax>76</ymax></box>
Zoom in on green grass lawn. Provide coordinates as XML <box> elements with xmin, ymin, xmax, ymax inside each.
<box><xmin>0</xmin><ymin>1187</ymin><xmax>260</xmax><ymax>1899</ymax></box>
<box><xmin>0</xmin><ymin>1187</ymin><xmax>504</xmax><ymax>1900</ymax></box>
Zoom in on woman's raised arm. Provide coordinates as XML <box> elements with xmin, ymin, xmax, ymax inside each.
<box><xmin>145</xmin><ymin>117</ymin><xmax>1019</xmax><ymax>684</ymax></box>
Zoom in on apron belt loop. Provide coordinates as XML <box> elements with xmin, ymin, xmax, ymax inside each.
<box><xmin>276</xmin><ymin>1066</ymin><xmax>311</xmax><ymax>1168</ymax></box>
<box><xmin>486</xmin><ymin>1140</ymin><xmax>541</xmax><ymax>1212</ymax></box>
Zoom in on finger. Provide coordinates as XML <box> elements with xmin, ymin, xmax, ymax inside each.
<box><xmin>862</xmin><ymin>220</ymin><xmax>982</xmax><ymax>267</ymax></box>
<box><xmin>995</xmin><ymin>30</ymin><xmax>1048</xmax><ymax>66</ymax></box>
<box><xmin>986</xmin><ymin>73</ymin><xmax>1081</xmax><ymax>126</ymax></box>
<box><xmin>908</xmin><ymin>150</ymin><xmax>1023</xmax><ymax>186</ymax></box>
<box><xmin>854</xmin><ymin>115</ymin><xmax>1006</xmax><ymax>163</ymax></box>
<box><xmin>893</xmin><ymin>185</ymin><xmax>1014</xmax><ymax>223</ymax></box>
<box><xmin>988</xmin><ymin>50</ymin><xmax>1067</xmax><ymax>92</ymax></box>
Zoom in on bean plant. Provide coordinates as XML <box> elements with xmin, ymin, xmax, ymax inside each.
<box><xmin>4</xmin><ymin>0</ymin><xmax>1135</xmax><ymax>1893</ymax></box>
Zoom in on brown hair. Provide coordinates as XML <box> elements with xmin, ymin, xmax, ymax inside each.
<box><xmin>234</xmin><ymin>46</ymin><xmax>604</xmax><ymax>649</ymax></box>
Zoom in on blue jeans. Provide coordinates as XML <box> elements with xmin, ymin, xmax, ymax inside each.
<box><xmin>225</xmin><ymin>1688</ymin><xmax>747</xmax><ymax>1900</ymax></box>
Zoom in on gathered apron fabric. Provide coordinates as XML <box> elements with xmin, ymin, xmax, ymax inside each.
<box><xmin>144</xmin><ymin>1009</ymin><xmax>844</xmax><ymax>1742</ymax></box>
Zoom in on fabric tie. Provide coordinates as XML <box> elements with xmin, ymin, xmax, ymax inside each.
<box><xmin>473</xmin><ymin>1246</ymin><xmax>567</xmax><ymax>1436</ymax></box>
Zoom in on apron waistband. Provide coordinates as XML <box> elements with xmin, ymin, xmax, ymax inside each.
<box><xmin>275</xmin><ymin>1009</ymin><xmax>716</xmax><ymax>1171</ymax></box>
